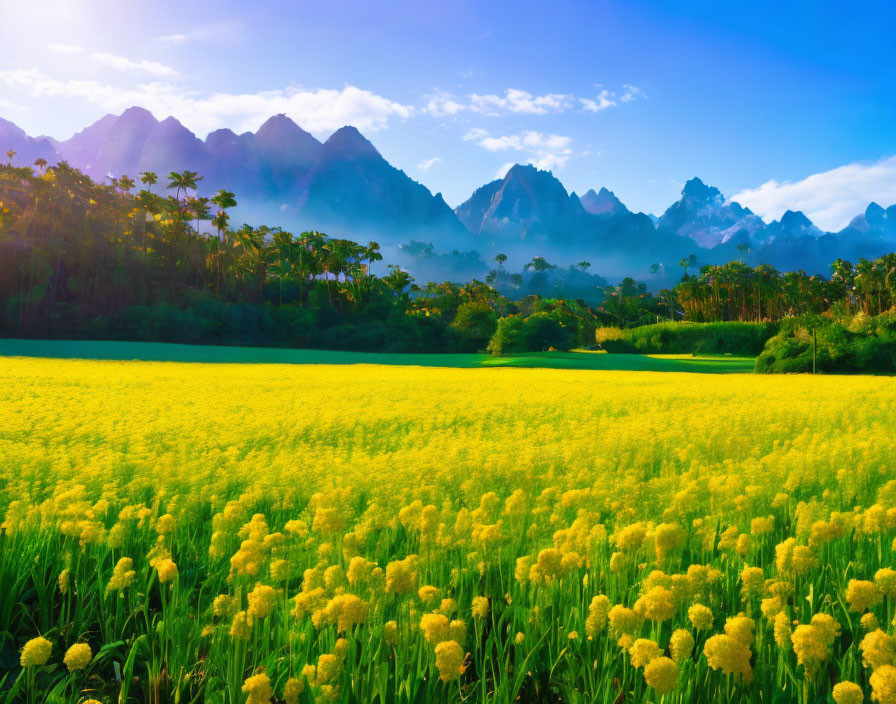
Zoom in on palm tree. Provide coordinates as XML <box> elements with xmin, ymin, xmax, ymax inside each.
<box><xmin>6</xmin><ymin>149</ymin><xmax>16</xmax><ymax>165</ymax></box>
<box><xmin>117</xmin><ymin>175</ymin><xmax>135</xmax><ymax>195</ymax></box>
<box><xmin>495</xmin><ymin>253</ymin><xmax>507</xmax><ymax>269</ymax></box>
<box><xmin>140</xmin><ymin>171</ymin><xmax>158</xmax><ymax>193</ymax></box>
<box><xmin>210</xmin><ymin>190</ymin><xmax>237</xmax><ymax>239</ymax></box>
<box><xmin>365</xmin><ymin>241</ymin><xmax>382</xmax><ymax>277</ymax></box>
<box><xmin>166</xmin><ymin>170</ymin><xmax>203</xmax><ymax>207</ymax></box>
<box><xmin>33</xmin><ymin>158</ymin><xmax>47</xmax><ymax>175</ymax></box>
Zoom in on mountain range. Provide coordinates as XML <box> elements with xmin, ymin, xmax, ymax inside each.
<box><xmin>3</xmin><ymin>107</ymin><xmax>895</xmax><ymax>285</ymax></box>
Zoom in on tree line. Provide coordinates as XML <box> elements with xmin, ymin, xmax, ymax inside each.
<box><xmin>2</xmin><ymin>157</ymin><xmax>896</xmax><ymax>354</ymax></box>
<box><xmin>0</xmin><ymin>161</ymin><xmax>602</xmax><ymax>351</ymax></box>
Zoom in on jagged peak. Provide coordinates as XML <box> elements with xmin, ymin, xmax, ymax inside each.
<box><xmin>682</xmin><ymin>177</ymin><xmax>721</xmax><ymax>201</ymax></box>
<box><xmin>119</xmin><ymin>106</ymin><xmax>157</xmax><ymax>121</ymax></box>
<box><xmin>255</xmin><ymin>114</ymin><xmax>319</xmax><ymax>143</ymax></box>
<box><xmin>322</xmin><ymin>125</ymin><xmax>380</xmax><ymax>157</ymax></box>
<box><xmin>780</xmin><ymin>210</ymin><xmax>812</xmax><ymax>228</ymax></box>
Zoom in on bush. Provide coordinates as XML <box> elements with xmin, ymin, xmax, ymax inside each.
<box><xmin>488</xmin><ymin>315</ymin><xmax>527</xmax><ymax>355</ymax></box>
<box><xmin>451</xmin><ymin>301</ymin><xmax>499</xmax><ymax>351</ymax></box>
<box><xmin>523</xmin><ymin>312</ymin><xmax>575</xmax><ymax>352</ymax></box>
<box><xmin>756</xmin><ymin>313</ymin><xmax>896</xmax><ymax>374</ymax></box>
<box><xmin>488</xmin><ymin>312</ymin><xmax>575</xmax><ymax>354</ymax></box>
<box><xmin>596</xmin><ymin>321</ymin><xmax>778</xmax><ymax>356</ymax></box>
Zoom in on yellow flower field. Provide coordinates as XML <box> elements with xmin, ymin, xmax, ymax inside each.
<box><xmin>2</xmin><ymin>356</ymin><xmax>896</xmax><ymax>703</ymax></box>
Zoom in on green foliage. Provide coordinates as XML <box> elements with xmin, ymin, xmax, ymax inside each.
<box><xmin>488</xmin><ymin>311</ymin><xmax>575</xmax><ymax>354</ymax></box>
<box><xmin>450</xmin><ymin>301</ymin><xmax>499</xmax><ymax>351</ymax></box>
<box><xmin>756</xmin><ymin>312</ymin><xmax>896</xmax><ymax>373</ymax></box>
<box><xmin>598</xmin><ymin>321</ymin><xmax>778</xmax><ymax>356</ymax></box>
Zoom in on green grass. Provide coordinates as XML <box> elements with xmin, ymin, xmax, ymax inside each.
<box><xmin>0</xmin><ymin>339</ymin><xmax>757</xmax><ymax>373</ymax></box>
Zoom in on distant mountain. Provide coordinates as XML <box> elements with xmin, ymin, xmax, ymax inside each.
<box><xmin>295</xmin><ymin>126</ymin><xmax>467</xmax><ymax>243</ymax></box>
<box><xmin>455</xmin><ymin>164</ymin><xmax>588</xmax><ymax>246</ymax></box>
<box><xmin>0</xmin><ymin>117</ymin><xmax>61</xmax><ymax>166</ymax></box>
<box><xmin>579</xmin><ymin>187</ymin><xmax>628</xmax><ymax>217</ymax></box>
<box><xmin>656</xmin><ymin>177</ymin><xmax>765</xmax><ymax>248</ymax></box>
<box><xmin>2</xmin><ymin>108</ymin><xmax>464</xmax><ymax>248</ymax></box>
<box><xmin>2</xmin><ymin>108</ymin><xmax>896</xmax><ymax>284</ymax></box>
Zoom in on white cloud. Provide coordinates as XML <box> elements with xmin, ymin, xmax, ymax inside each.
<box><xmin>154</xmin><ymin>21</ymin><xmax>245</xmax><ymax>46</ymax></box>
<box><xmin>424</xmin><ymin>91</ymin><xmax>466</xmax><ymax>117</ymax></box>
<box><xmin>156</xmin><ymin>34</ymin><xmax>190</xmax><ymax>46</ymax></box>
<box><xmin>469</xmin><ymin>89</ymin><xmax>574</xmax><ymax>116</ymax></box>
<box><xmin>580</xmin><ymin>89</ymin><xmax>616</xmax><ymax>112</ymax></box>
<box><xmin>417</xmin><ymin>156</ymin><xmax>441</xmax><ymax>171</ymax></box>
<box><xmin>47</xmin><ymin>43</ymin><xmax>83</xmax><ymax>53</ymax></box>
<box><xmin>461</xmin><ymin>128</ymin><xmax>489</xmax><ymax>142</ymax></box>
<box><xmin>425</xmin><ymin>86</ymin><xmax>639</xmax><ymax>118</ymax></box>
<box><xmin>466</xmin><ymin>129</ymin><xmax>574</xmax><ymax>172</ymax></box>
<box><xmin>732</xmin><ymin>155</ymin><xmax>896</xmax><ymax>231</ymax></box>
<box><xmin>620</xmin><ymin>84</ymin><xmax>646</xmax><ymax>103</ymax></box>
<box><xmin>474</xmin><ymin>131</ymin><xmax>572</xmax><ymax>153</ymax></box>
<box><xmin>0</xmin><ymin>68</ymin><xmax>413</xmax><ymax>137</ymax></box>
<box><xmin>91</xmin><ymin>52</ymin><xmax>180</xmax><ymax>78</ymax></box>
<box><xmin>0</xmin><ymin>98</ymin><xmax>26</xmax><ymax>111</ymax></box>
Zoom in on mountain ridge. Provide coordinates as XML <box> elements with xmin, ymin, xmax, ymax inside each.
<box><xmin>2</xmin><ymin>107</ymin><xmax>895</xmax><ymax>283</ymax></box>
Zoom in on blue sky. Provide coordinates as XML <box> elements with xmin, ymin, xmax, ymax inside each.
<box><xmin>1</xmin><ymin>0</ymin><xmax>894</xmax><ymax>228</ymax></box>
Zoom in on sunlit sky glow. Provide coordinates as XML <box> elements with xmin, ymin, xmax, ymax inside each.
<box><xmin>1</xmin><ymin>0</ymin><xmax>894</xmax><ymax>227</ymax></box>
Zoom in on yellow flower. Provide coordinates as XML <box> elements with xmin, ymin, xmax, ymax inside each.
<box><xmin>156</xmin><ymin>513</ymin><xmax>176</xmax><ymax>535</ymax></box>
<box><xmin>847</xmin><ymin>579</ymin><xmax>882</xmax><ymax>613</ymax></box>
<box><xmin>283</xmin><ymin>677</ymin><xmax>305</xmax><ymax>704</ymax></box>
<box><xmin>586</xmin><ymin>594</ymin><xmax>611</xmax><ymax>637</ymax></box>
<box><xmin>418</xmin><ymin>585</ymin><xmax>441</xmax><ymax>606</ymax></box>
<box><xmin>106</xmin><ymin>557</ymin><xmax>136</xmax><ymax>595</ymax></box>
<box><xmin>773</xmin><ymin>611</ymin><xmax>792</xmax><ymax>649</ymax></box>
<box><xmin>669</xmin><ymin>629</ymin><xmax>694</xmax><ymax>664</ymax></box>
<box><xmin>515</xmin><ymin>632</ymin><xmax>525</xmax><ymax>644</ymax></box>
<box><xmin>724</xmin><ymin>614</ymin><xmax>755</xmax><ymax>648</ymax></box>
<box><xmin>20</xmin><ymin>636</ymin><xmax>52</xmax><ymax>667</ymax></box>
<box><xmin>434</xmin><ymin>640</ymin><xmax>465</xmax><ymax>682</ymax></box>
<box><xmin>58</xmin><ymin>569</ymin><xmax>70</xmax><ymax>595</ymax></box>
<box><xmin>383</xmin><ymin>620</ymin><xmax>398</xmax><ymax>646</ymax></box>
<box><xmin>608</xmin><ymin>605</ymin><xmax>643</xmax><ymax>636</ymax></box>
<box><xmin>860</xmin><ymin>629</ymin><xmax>896</xmax><ymax>670</ymax></box>
<box><xmin>242</xmin><ymin>673</ymin><xmax>272</xmax><ymax>704</ymax></box>
<box><xmin>810</xmin><ymin>613</ymin><xmax>841</xmax><ymax>646</ymax></box>
<box><xmin>875</xmin><ymin>568</ymin><xmax>896</xmax><ymax>599</ymax></box>
<box><xmin>229</xmin><ymin>611</ymin><xmax>252</xmax><ymax>640</ymax></box>
<box><xmin>634</xmin><ymin>586</ymin><xmax>675</xmax><ymax>622</ymax></box>
<box><xmin>629</xmin><ymin>638</ymin><xmax>662</xmax><ymax>668</ymax></box>
<box><xmin>832</xmin><ymin>681</ymin><xmax>863</xmax><ymax>704</ymax></box>
<box><xmin>740</xmin><ymin>566</ymin><xmax>764</xmax><ymax>600</ymax></box>
<box><xmin>385</xmin><ymin>556</ymin><xmax>417</xmax><ymax>594</ymax></box>
<box><xmin>63</xmin><ymin>642</ymin><xmax>92</xmax><ymax>672</ymax></box>
<box><xmin>750</xmin><ymin>516</ymin><xmax>775</xmax><ymax>535</ymax></box>
<box><xmin>213</xmin><ymin>594</ymin><xmax>238</xmax><ymax>618</ymax></box>
<box><xmin>862</xmin><ymin>613</ymin><xmax>881</xmax><ymax>631</ymax></box>
<box><xmin>420</xmin><ymin>613</ymin><xmax>450</xmax><ymax>644</ymax></box>
<box><xmin>870</xmin><ymin>665</ymin><xmax>896</xmax><ymax>704</ymax></box>
<box><xmin>791</xmin><ymin>624</ymin><xmax>830</xmax><ymax>675</ymax></box>
<box><xmin>471</xmin><ymin>596</ymin><xmax>489</xmax><ymax>619</ymax></box>
<box><xmin>449</xmin><ymin>620</ymin><xmax>467</xmax><ymax>646</ymax></box>
<box><xmin>155</xmin><ymin>558</ymin><xmax>178</xmax><ymax>584</ymax></box>
<box><xmin>316</xmin><ymin>653</ymin><xmax>343</xmax><ymax>684</ymax></box>
<box><xmin>247</xmin><ymin>583</ymin><xmax>278</xmax><ymax>619</ymax></box>
<box><xmin>703</xmin><ymin>634</ymin><xmax>752</xmax><ymax>680</ymax></box>
<box><xmin>688</xmin><ymin>604</ymin><xmax>714</xmax><ymax>631</ymax></box>
<box><xmin>644</xmin><ymin>656</ymin><xmax>678</xmax><ymax>695</ymax></box>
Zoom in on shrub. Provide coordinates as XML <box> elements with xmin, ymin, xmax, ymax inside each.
<box><xmin>756</xmin><ymin>313</ymin><xmax>896</xmax><ymax>374</ymax></box>
<box><xmin>596</xmin><ymin>321</ymin><xmax>777</xmax><ymax>356</ymax></box>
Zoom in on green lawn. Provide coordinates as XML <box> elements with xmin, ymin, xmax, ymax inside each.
<box><xmin>0</xmin><ymin>339</ymin><xmax>756</xmax><ymax>373</ymax></box>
